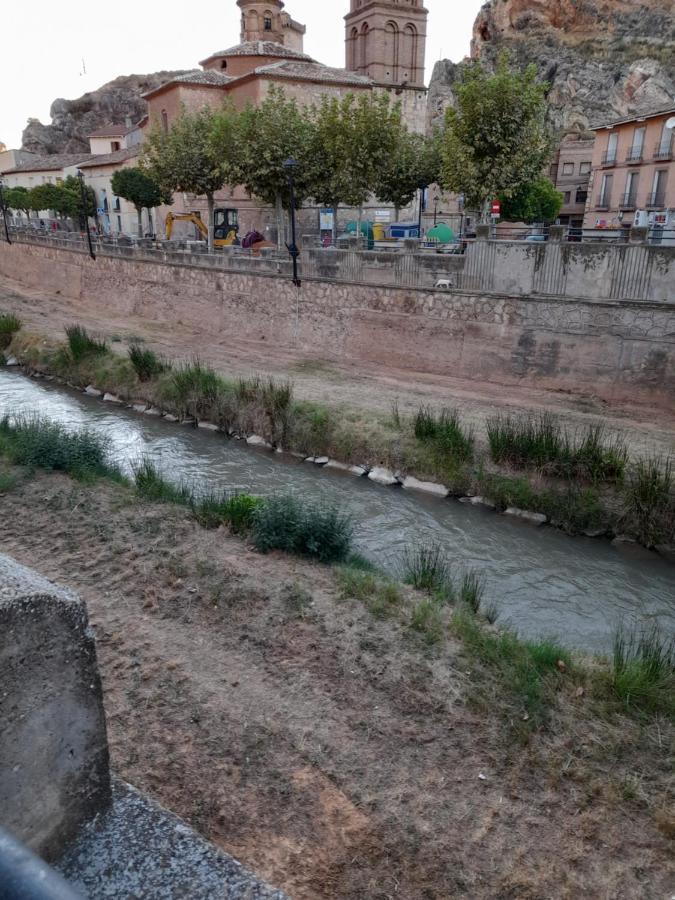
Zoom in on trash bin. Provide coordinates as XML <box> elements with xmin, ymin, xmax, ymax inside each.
<box><xmin>372</xmin><ymin>223</ymin><xmax>385</xmax><ymax>241</ymax></box>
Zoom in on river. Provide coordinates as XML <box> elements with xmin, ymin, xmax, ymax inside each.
<box><xmin>1</xmin><ymin>369</ymin><xmax>673</xmax><ymax>653</ymax></box>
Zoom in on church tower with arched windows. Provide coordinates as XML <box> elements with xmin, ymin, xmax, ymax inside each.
<box><xmin>344</xmin><ymin>0</ymin><xmax>428</xmax><ymax>88</ymax></box>
<box><xmin>237</xmin><ymin>0</ymin><xmax>306</xmax><ymax>53</ymax></box>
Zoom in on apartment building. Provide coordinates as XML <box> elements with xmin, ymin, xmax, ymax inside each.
<box><xmin>585</xmin><ymin>105</ymin><xmax>675</xmax><ymax>233</ymax></box>
<box><xmin>549</xmin><ymin>138</ymin><xmax>594</xmax><ymax>232</ymax></box>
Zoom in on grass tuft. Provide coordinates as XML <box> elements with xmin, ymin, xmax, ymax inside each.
<box><xmin>0</xmin><ymin>313</ymin><xmax>22</xmax><ymax>350</ymax></box>
<box><xmin>609</xmin><ymin>623</ymin><xmax>674</xmax><ymax>717</ymax></box>
<box><xmin>65</xmin><ymin>325</ymin><xmax>107</xmax><ymax>362</ymax></box>
<box><xmin>622</xmin><ymin>456</ymin><xmax>674</xmax><ymax>548</ymax></box>
<box><xmin>403</xmin><ymin>541</ymin><xmax>453</xmax><ymax>600</ymax></box>
<box><xmin>410</xmin><ymin>599</ymin><xmax>445</xmax><ymax>644</ymax></box>
<box><xmin>337</xmin><ymin>565</ymin><xmax>402</xmax><ymax>619</ymax></box>
<box><xmin>0</xmin><ymin>415</ymin><xmax>116</xmax><ymax>480</ymax></box>
<box><xmin>192</xmin><ymin>491</ymin><xmax>263</xmax><ymax>532</ymax></box>
<box><xmin>458</xmin><ymin>570</ymin><xmax>485</xmax><ymax>614</ymax></box>
<box><xmin>129</xmin><ymin>344</ymin><xmax>169</xmax><ymax>382</ymax></box>
<box><xmin>252</xmin><ymin>494</ymin><xmax>353</xmax><ymax>563</ymax></box>
<box><xmin>132</xmin><ymin>458</ymin><xmax>192</xmax><ymax>504</ymax></box>
<box><xmin>414</xmin><ymin>406</ymin><xmax>474</xmax><ymax>463</ymax></box>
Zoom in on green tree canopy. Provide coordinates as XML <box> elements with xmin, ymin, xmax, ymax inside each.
<box><xmin>142</xmin><ymin>105</ymin><xmax>234</xmax><ymax>250</ymax></box>
<box><xmin>439</xmin><ymin>56</ymin><xmax>552</xmax><ymax>220</ymax></box>
<box><xmin>306</xmin><ymin>92</ymin><xmax>403</xmax><ymax>238</ymax></box>
<box><xmin>111</xmin><ymin>167</ymin><xmax>170</xmax><ymax>236</ymax></box>
<box><xmin>499</xmin><ymin>177</ymin><xmax>563</xmax><ymax>224</ymax></box>
<box><xmin>373</xmin><ymin>129</ymin><xmax>442</xmax><ymax>218</ymax></box>
<box><xmin>3</xmin><ymin>186</ymin><xmax>32</xmax><ymax>218</ymax></box>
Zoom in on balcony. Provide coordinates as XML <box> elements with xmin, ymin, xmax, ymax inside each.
<box><xmin>646</xmin><ymin>191</ymin><xmax>666</xmax><ymax>208</ymax></box>
<box><xmin>596</xmin><ymin>195</ymin><xmax>611</xmax><ymax>210</ymax></box>
<box><xmin>653</xmin><ymin>140</ymin><xmax>673</xmax><ymax>161</ymax></box>
<box><xmin>625</xmin><ymin>148</ymin><xmax>643</xmax><ymax>164</ymax></box>
<box><xmin>619</xmin><ymin>192</ymin><xmax>637</xmax><ymax>210</ymax></box>
<box><xmin>575</xmin><ymin>190</ymin><xmax>588</xmax><ymax>205</ymax></box>
<box><xmin>600</xmin><ymin>152</ymin><xmax>617</xmax><ymax>167</ymax></box>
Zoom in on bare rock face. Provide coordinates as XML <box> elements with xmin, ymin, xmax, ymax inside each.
<box><xmin>428</xmin><ymin>0</ymin><xmax>675</xmax><ymax>135</ymax></box>
<box><xmin>21</xmin><ymin>71</ymin><xmax>187</xmax><ymax>154</ymax></box>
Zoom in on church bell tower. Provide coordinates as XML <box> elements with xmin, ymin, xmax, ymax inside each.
<box><xmin>237</xmin><ymin>0</ymin><xmax>305</xmax><ymax>52</ymax></box>
<box><xmin>345</xmin><ymin>0</ymin><xmax>428</xmax><ymax>87</ymax></box>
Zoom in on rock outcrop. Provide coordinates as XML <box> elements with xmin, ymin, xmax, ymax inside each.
<box><xmin>21</xmin><ymin>72</ymin><xmax>187</xmax><ymax>154</ymax></box>
<box><xmin>428</xmin><ymin>0</ymin><xmax>675</xmax><ymax>134</ymax></box>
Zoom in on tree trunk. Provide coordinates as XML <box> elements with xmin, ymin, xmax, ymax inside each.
<box><xmin>206</xmin><ymin>193</ymin><xmax>215</xmax><ymax>252</ymax></box>
<box><xmin>332</xmin><ymin>204</ymin><xmax>338</xmax><ymax>244</ymax></box>
<box><xmin>147</xmin><ymin>208</ymin><xmax>154</xmax><ymax>238</ymax></box>
<box><xmin>136</xmin><ymin>206</ymin><xmax>143</xmax><ymax>238</ymax></box>
<box><xmin>394</xmin><ymin>205</ymin><xmax>400</xmax><ymax>223</ymax></box>
<box><xmin>275</xmin><ymin>194</ymin><xmax>284</xmax><ymax>250</ymax></box>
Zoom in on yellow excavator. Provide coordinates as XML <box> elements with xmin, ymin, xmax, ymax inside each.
<box><xmin>165</xmin><ymin>208</ymin><xmax>239</xmax><ymax>247</ymax></box>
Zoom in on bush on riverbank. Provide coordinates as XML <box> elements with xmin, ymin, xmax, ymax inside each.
<box><xmin>252</xmin><ymin>494</ymin><xmax>353</xmax><ymax>563</ymax></box>
<box><xmin>414</xmin><ymin>406</ymin><xmax>474</xmax><ymax>464</ymax></box>
<box><xmin>622</xmin><ymin>456</ymin><xmax>675</xmax><ymax>548</ymax></box>
<box><xmin>129</xmin><ymin>344</ymin><xmax>169</xmax><ymax>382</ymax></box>
<box><xmin>0</xmin><ymin>313</ymin><xmax>22</xmax><ymax>350</ymax></box>
<box><xmin>65</xmin><ymin>325</ymin><xmax>107</xmax><ymax>362</ymax></box>
<box><xmin>609</xmin><ymin>624</ymin><xmax>675</xmax><ymax>718</ymax></box>
<box><xmin>0</xmin><ymin>415</ymin><xmax>117</xmax><ymax>480</ymax></box>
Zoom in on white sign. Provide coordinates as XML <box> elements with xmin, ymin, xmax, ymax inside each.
<box><xmin>319</xmin><ymin>208</ymin><xmax>334</xmax><ymax>231</ymax></box>
<box><xmin>374</xmin><ymin>209</ymin><xmax>391</xmax><ymax>221</ymax></box>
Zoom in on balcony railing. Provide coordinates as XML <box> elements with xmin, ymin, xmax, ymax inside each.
<box><xmin>653</xmin><ymin>140</ymin><xmax>673</xmax><ymax>161</ymax></box>
<box><xmin>619</xmin><ymin>192</ymin><xmax>638</xmax><ymax>210</ymax></box>
<box><xmin>596</xmin><ymin>195</ymin><xmax>611</xmax><ymax>210</ymax></box>
<box><xmin>625</xmin><ymin>148</ymin><xmax>643</xmax><ymax>163</ymax></box>
<box><xmin>600</xmin><ymin>152</ymin><xmax>617</xmax><ymax>167</ymax></box>
<box><xmin>646</xmin><ymin>191</ymin><xmax>666</xmax><ymax>208</ymax></box>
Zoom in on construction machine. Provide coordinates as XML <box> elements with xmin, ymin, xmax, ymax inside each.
<box><xmin>165</xmin><ymin>208</ymin><xmax>239</xmax><ymax>247</ymax></box>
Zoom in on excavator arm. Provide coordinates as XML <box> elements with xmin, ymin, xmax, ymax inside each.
<box><xmin>165</xmin><ymin>212</ymin><xmax>208</xmax><ymax>241</ymax></box>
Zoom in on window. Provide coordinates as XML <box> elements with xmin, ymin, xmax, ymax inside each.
<box><xmin>598</xmin><ymin>173</ymin><xmax>613</xmax><ymax>207</ymax></box>
<box><xmin>563</xmin><ymin>191</ymin><xmax>571</xmax><ymax>204</ymax></box>
<box><xmin>562</xmin><ymin>162</ymin><xmax>574</xmax><ymax>176</ymax></box>
<box><xmin>576</xmin><ymin>189</ymin><xmax>588</xmax><ymax>204</ymax></box>
<box><xmin>604</xmin><ymin>132</ymin><xmax>618</xmax><ymax>164</ymax></box>
<box><xmin>628</xmin><ymin>126</ymin><xmax>645</xmax><ymax>161</ymax></box>
<box><xmin>161</xmin><ymin>110</ymin><xmax>168</xmax><ymax>133</ymax></box>
<box><xmin>111</xmin><ymin>141</ymin><xmax>121</xmax><ymax>152</ymax></box>
<box><xmin>579</xmin><ymin>161</ymin><xmax>591</xmax><ymax>175</ymax></box>
<box><xmin>264</xmin><ymin>16</ymin><xmax>272</xmax><ymax>30</ymax></box>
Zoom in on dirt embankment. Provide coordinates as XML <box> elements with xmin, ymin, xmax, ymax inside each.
<box><xmin>0</xmin><ymin>469</ymin><xmax>672</xmax><ymax>899</ymax></box>
<box><xmin>1</xmin><ymin>275</ymin><xmax>674</xmax><ymax>463</ymax></box>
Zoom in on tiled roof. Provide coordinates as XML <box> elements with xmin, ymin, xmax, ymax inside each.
<box><xmin>88</xmin><ymin>124</ymin><xmax>136</xmax><ymax>138</ymax></box>
<box><xmin>253</xmin><ymin>61</ymin><xmax>373</xmax><ymax>86</ymax></box>
<box><xmin>143</xmin><ymin>69</ymin><xmax>233</xmax><ymax>98</ymax></box>
<box><xmin>200</xmin><ymin>41</ymin><xmax>313</xmax><ymax>65</ymax></box>
<box><xmin>77</xmin><ymin>147</ymin><xmax>140</xmax><ymax>169</ymax></box>
<box><xmin>591</xmin><ymin>104</ymin><xmax>675</xmax><ymax>130</ymax></box>
<box><xmin>1</xmin><ymin>153</ymin><xmax>95</xmax><ymax>174</ymax></box>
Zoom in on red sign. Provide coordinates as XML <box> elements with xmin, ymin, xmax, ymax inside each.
<box><xmin>491</xmin><ymin>200</ymin><xmax>501</xmax><ymax>216</ymax></box>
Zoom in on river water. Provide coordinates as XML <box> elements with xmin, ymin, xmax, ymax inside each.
<box><xmin>1</xmin><ymin>369</ymin><xmax>673</xmax><ymax>653</ymax></box>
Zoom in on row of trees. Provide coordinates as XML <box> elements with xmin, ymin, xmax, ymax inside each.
<box><xmin>4</xmin><ymin>177</ymin><xmax>95</xmax><ymax>223</ymax></box>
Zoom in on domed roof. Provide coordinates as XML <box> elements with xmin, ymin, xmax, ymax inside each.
<box><xmin>200</xmin><ymin>41</ymin><xmax>313</xmax><ymax>67</ymax></box>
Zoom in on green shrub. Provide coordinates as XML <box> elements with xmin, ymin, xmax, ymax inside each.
<box><xmin>403</xmin><ymin>541</ymin><xmax>453</xmax><ymax>600</ymax></box>
<box><xmin>610</xmin><ymin>624</ymin><xmax>675</xmax><ymax>718</ymax></box>
<box><xmin>0</xmin><ymin>415</ymin><xmax>114</xmax><ymax>479</ymax></box>
<box><xmin>163</xmin><ymin>360</ymin><xmax>229</xmax><ymax>421</ymax></box>
<box><xmin>128</xmin><ymin>344</ymin><xmax>169</xmax><ymax>382</ymax></box>
<box><xmin>192</xmin><ymin>491</ymin><xmax>263</xmax><ymax>532</ymax></box>
<box><xmin>0</xmin><ymin>313</ymin><xmax>21</xmax><ymax>350</ymax></box>
<box><xmin>252</xmin><ymin>494</ymin><xmax>353</xmax><ymax>563</ymax></box>
<box><xmin>574</xmin><ymin>425</ymin><xmax>627</xmax><ymax>483</ymax></box>
<box><xmin>133</xmin><ymin>458</ymin><xmax>192</xmax><ymax>504</ymax></box>
<box><xmin>622</xmin><ymin>456</ymin><xmax>674</xmax><ymax>547</ymax></box>
<box><xmin>414</xmin><ymin>406</ymin><xmax>474</xmax><ymax>462</ymax></box>
<box><xmin>65</xmin><ymin>325</ymin><xmax>107</xmax><ymax>362</ymax></box>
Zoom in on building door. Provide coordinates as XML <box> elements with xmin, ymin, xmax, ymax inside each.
<box><xmin>599</xmin><ymin>173</ymin><xmax>613</xmax><ymax>207</ymax></box>
<box><xmin>629</xmin><ymin>126</ymin><xmax>646</xmax><ymax>161</ymax></box>
<box><xmin>624</xmin><ymin>171</ymin><xmax>638</xmax><ymax>206</ymax></box>
<box><xmin>606</xmin><ymin>132</ymin><xmax>618</xmax><ymax>163</ymax></box>
<box><xmin>650</xmin><ymin>170</ymin><xmax>667</xmax><ymax>207</ymax></box>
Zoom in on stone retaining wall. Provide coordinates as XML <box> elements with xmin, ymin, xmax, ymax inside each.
<box><xmin>1</xmin><ymin>240</ymin><xmax>673</xmax><ymax>407</ymax></box>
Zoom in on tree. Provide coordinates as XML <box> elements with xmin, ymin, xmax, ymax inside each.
<box><xmin>4</xmin><ymin>186</ymin><xmax>32</xmax><ymax>220</ymax></box>
<box><xmin>230</xmin><ymin>86</ymin><xmax>312</xmax><ymax>247</ymax></box>
<box><xmin>28</xmin><ymin>183</ymin><xmax>64</xmax><ymax>218</ymax></box>
<box><xmin>306</xmin><ymin>92</ymin><xmax>402</xmax><ymax>241</ymax></box>
<box><xmin>439</xmin><ymin>56</ymin><xmax>552</xmax><ymax>221</ymax></box>
<box><xmin>59</xmin><ymin>176</ymin><xmax>96</xmax><ymax>223</ymax></box>
<box><xmin>142</xmin><ymin>106</ymin><xmax>233</xmax><ymax>250</ymax></box>
<box><xmin>500</xmin><ymin>177</ymin><xmax>563</xmax><ymax>224</ymax></box>
<box><xmin>111</xmin><ymin>167</ymin><xmax>169</xmax><ymax>237</ymax></box>
<box><xmin>374</xmin><ymin>130</ymin><xmax>442</xmax><ymax>221</ymax></box>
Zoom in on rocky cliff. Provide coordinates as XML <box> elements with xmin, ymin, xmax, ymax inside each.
<box><xmin>428</xmin><ymin>0</ymin><xmax>675</xmax><ymax>134</ymax></box>
<box><xmin>21</xmin><ymin>72</ymin><xmax>187</xmax><ymax>154</ymax></box>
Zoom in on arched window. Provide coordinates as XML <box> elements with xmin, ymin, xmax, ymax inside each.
<box><xmin>402</xmin><ymin>24</ymin><xmax>417</xmax><ymax>81</ymax></box>
<box><xmin>384</xmin><ymin>21</ymin><xmax>399</xmax><ymax>81</ymax></box>
<box><xmin>161</xmin><ymin>109</ymin><xmax>168</xmax><ymax>133</ymax></box>
<box><xmin>349</xmin><ymin>26</ymin><xmax>359</xmax><ymax>71</ymax></box>
<box><xmin>360</xmin><ymin>22</ymin><xmax>369</xmax><ymax>72</ymax></box>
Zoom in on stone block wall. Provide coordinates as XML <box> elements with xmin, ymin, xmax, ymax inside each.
<box><xmin>0</xmin><ymin>555</ymin><xmax>111</xmax><ymax>862</ymax></box>
<box><xmin>0</xmin><ymin>240</ymin><xmax>673</xmax><ymax>408</ymax></box>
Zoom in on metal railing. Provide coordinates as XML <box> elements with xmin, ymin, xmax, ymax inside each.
<box><xmin>600</xmin><ymin>152</ymin><xmax>617</xmax><ymax>167</ymax></box>
<box><xmin>653</xmin><ymin>140</ymin><xmax>673</xmax><ymax>161</ymax></box>
<box><xmin>619</xmin><ymin>192</ymin><xmax>638</xmax><ymax>210</ymax></box>
<box><xmin>0</xmin><ymin>826</ymin><xmax>81</xmax><ymax>899</ymax></box>
<box><xmin>596</xmin><ymin>195</ymin><xmax>611</xmax><ymax>210</ymax></box>
<box><xmin>625</xmin><ymin>148</ymin><xmax>644</xmax><ymax>163</ymax></box>
<box><xmin>646</xmin><ymin>191</ymin><xmax>666</xmax><ymax>208</ymax></box>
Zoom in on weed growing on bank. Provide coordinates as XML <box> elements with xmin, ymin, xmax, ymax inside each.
<box><xmin>132</xmin><ymin>458</ymin><xmax>193</xmax><ymax>504</ymax></box>
<box><xmin>622</xmin><ymin>456</ymin><xmax>675</xmax><ymax>547</ymax></box>
<box><xmin>192</xmin><ymin>491</ymin><xmax>263</xmax><ymax>532</ymax></box>
<box><xmin>337</xmin><ymin>566</ymin><xmax>403</xmax><ymax>619</ymax></box>
<box><xmin>403</xmin><ymin>541</ymin><xmax>453</xmax><ymax>599</ymax></box>
<box><xmin>129</xmin><ymin>344</ymin><xmax>169</xmax><ymax>382</ymax></box>
<box><xmin>65</xmin><ymin>325</ymin><xmax>107</xmax><ymax>362</ymax></box>
<box><xmin>0</xmin><ymin>313</ymin><xmax>22</xmax><ymax>350</ymax></box>
<box><xmin>607</xmin><ymin>624</ymin><xmax>675</xmax><ymax>718</ymax></box>
<box><xmin>0</xmin><ymin>415</ymin><xmax>118</xmax><ymax>480</ymax></box>
<box><xmin>252</xmin><ymin>494</ymin><xmax>353</xmax><ymax>563</ymax></box>
<box><xmin>414</xmin><ymin>406</ymin><xmax>474</xmax><ymax>464</ymax></box>
<box><xmin>486</xmin><ymin>414</ymin><xmax>627</xmax><ymax>483</ymax></box>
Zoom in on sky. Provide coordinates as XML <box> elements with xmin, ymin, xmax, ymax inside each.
<box><xmin>0</xmin><ymin>0</ymin><xmax>484</xmax><ymax>149</ymax></box>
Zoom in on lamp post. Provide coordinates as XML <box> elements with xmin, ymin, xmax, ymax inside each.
<box><xmin>77</xmin><ymin>169</ymin><xmax>96</xmax><ymax>260</ymax></box>
<box><xmin>0</xmin><ymin>178</ymin><xmax>11</xmax><ymax>245</ymax></box>
<box><xmin>433</xmin><ymin>193</ymin><xmax>440</xmax><ymax>227</ymax></box>
<box><xmin>417</xmin><ymin>180</ymin><xmax>428</xmax><ymax>240</ymax></box>
<box><xmin>283</xmin><ymin>157</ymin><xmax>301</xmax><ymax>288</ymax></box>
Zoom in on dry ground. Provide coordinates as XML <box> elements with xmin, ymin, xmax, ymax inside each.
<box><xmin>1</xmin><ymin>276</ymin><xmax>674</xmax><ymax>462</ymax></box>
<box><xmin>0</xmin><ymin>470</ymin><xmax>672</xmax><ymax>899</ymax></box>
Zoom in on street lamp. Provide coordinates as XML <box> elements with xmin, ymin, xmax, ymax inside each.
<box><xmin>77</xmin><ymin>169</ymin><xmax>96</xmax><ymax>260</ymax></box>
<box><xmin>283</xmin><ymin>157</ymin><xmax>301</xmax><ymax>288</ymax></box>
<box><xmin>417</xmin><ymin>180</ymin><xmax>428</xmax><ymax>240</ymax></box>
<box><xmin>0</xmin><ymin>178</ymin><xmax>11</xmax><ymax>245</ymax></box>
<box><xmin>433</xmin><ymin>193</ymin><xmax>440</xmax><ymax>227</ymax></box>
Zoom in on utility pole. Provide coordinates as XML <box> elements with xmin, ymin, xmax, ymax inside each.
<box><xmin>0</xmin><ymin>178</ymin><xmax>12</xmax><ymax>245</ymax></box>
<box><xmin>283</xmin><ymin>158</ymin><xmax>301</xmax><ymax>288</ymax></box>
<box><xmin>77</xmin><ymin>169</ymin><xmax>96</xmax><ymax>260</ymax></box>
